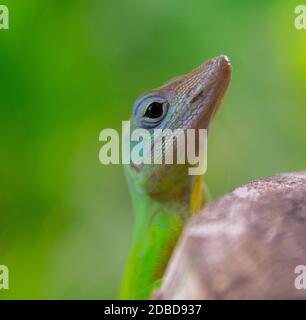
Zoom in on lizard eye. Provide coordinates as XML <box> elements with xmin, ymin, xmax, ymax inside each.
<box><xmin>134</xmin><ymin>95</ymin><xmax>169</xmax><ymax>128</ymax></box>
<box><xmin>144</xmin><ymin>102</ymin><xmax>165</xmax><ymax>119</ymax></box>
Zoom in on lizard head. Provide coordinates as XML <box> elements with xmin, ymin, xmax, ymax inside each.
<box><xmin>126</xmin><ymin>55</ymin><xmax>231</xmax><ymax>208</ymax></box>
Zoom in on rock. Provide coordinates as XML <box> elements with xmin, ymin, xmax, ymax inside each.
<box><xmin>154</xmin><ymin>172</ymin><xmax>306</xmax><ymax>299</ymax></box>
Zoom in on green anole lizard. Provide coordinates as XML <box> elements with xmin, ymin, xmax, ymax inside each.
<box><xmin>119</xmin><ymin>55</ymin><xmax>232</xmax><ymax>299</ymax></box>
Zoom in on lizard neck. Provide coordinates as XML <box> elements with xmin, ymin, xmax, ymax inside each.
<box><xmin>119</xmin><ymin>174</ymin><xmax>205</xmax><ymax>299</ymax></box>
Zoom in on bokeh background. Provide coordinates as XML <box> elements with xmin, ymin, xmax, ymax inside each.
<box><xmin>0</xmin><ymin>0</ymin><xmax>305</xmax><ymax>299</ymax></box>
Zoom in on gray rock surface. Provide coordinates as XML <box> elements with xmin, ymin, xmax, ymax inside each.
<box><xmin>155</xmin><ymin>172</ymin><xmax>306</xmax><ymax>299</ymax></box>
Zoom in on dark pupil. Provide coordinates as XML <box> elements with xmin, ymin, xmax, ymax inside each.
<box><xmin>145</xmin><ymin>102</ymin><xmax>164</xmax><ymax>119</ymax></box>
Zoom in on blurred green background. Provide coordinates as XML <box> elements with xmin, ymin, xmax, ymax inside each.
<box><xmin>0</xmin><ymin>0</ymin><xmax>305</xmax><ymax>299</ymax></box>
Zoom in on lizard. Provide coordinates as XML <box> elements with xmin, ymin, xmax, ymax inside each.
<box><xmin>119</xmin><ymin>55</ymin><xmax>232</xmax><ymax>299</ymax></box>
